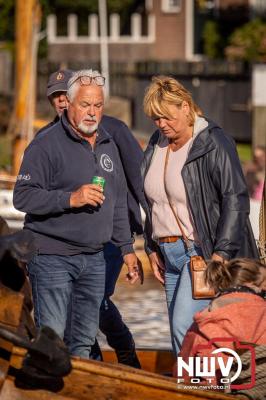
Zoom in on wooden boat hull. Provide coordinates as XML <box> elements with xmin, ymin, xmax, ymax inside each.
<box><xmin>102</xmin><ymin>348</ymin><xmax>175</xmax><ymax>375</ymax></box>
<box><xmin>0</xmin><ymin>253</ymin><xmax>243</xmax><ymax>400</ymax></box>
<box><xmin>0</xmin><ymin>347</ymin><xmax>240</xmax><ymax>400</ymax></box>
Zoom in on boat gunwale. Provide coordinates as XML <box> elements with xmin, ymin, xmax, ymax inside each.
<box><xmin>11</xmin><ymin>347</ymin><xmax>239</xmax><ymax>400</ymax></box>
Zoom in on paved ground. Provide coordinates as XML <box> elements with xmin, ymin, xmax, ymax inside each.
<box><xmin>98</xmin><ymin>240</ymin><xmax>172</xmax><ymax>350</ymax></box>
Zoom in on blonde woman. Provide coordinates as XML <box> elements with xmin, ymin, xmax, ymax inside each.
<box><xmin>142</xmin><ymin>76</ymin><xmax>258</xmax><ymax>355</ymax></box>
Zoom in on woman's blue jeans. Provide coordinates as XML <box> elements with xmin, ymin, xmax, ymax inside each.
<box><xmin>27</xmin><ymin>252</ymin><xmax>105</xmax><ymax>360</ymax></box>
<box><xmin>159</xmin><ymin>239</ymin><xmax>210</xmax><ymax>356</ymax></box>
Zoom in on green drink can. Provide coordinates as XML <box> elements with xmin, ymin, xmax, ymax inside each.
<box><xmin>92</xmin><ymin>176</ymin><xmax>106</xmax><ymax>190</ymax></box>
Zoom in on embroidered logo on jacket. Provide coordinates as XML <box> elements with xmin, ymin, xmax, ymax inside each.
<box><xmin>17</xmin><ymin>174</ymin><xmax>31</xmax><ymax>181</ymax></box>
<box><xmin>100</xmin><ymin>154</ymin><xmax>113</xmax><ymax>172</ymax></box>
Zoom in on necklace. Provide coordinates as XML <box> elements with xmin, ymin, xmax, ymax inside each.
<box><xmin>217</xmin><ymin>285</ymin><xmax>264</xmax><ymax>299</ymax></box>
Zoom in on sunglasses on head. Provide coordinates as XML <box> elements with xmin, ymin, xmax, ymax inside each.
<box><xmin>69</xmin><ymin>75</ymin><xmax>105</xmax><ymax>88</ymax></box>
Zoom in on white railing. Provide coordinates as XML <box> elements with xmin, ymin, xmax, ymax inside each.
<box><xmin>0</xmin><ymin>189</ymin><xmax>25</xmax><ymax>230</ymax></box>
<box><xmin>47</xmin><ymin>13</ymin><xmax>155</xmax><ymax>44</ymax></box>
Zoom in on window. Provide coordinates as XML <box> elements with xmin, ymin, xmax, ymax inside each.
<box><xmin>161</xmin><ymin>0</ymin><xmax>182</xmax><ymax>13</ymax></box>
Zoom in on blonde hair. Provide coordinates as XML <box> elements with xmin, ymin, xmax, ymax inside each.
<box><xmin>143</xmin><ymin>75</ymin><xmax>202</xmax><ymax>126</ymax></box>
<box><xmin>205</xmin><ymin>258</ymin><xmax>266</xmax><ymax>293</ymax></box>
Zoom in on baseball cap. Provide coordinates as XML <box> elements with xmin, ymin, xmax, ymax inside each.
<box><xmin>46</xmin><ymin>69</ymin><xmax>73</xmax><ymax>97</ymax></box>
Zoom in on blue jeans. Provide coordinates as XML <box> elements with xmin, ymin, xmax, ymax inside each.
<box><xmin>27</xmin><ymin>252</ymin><xmax>105</xmax><ymax>359</ymax></box>
<box><xmin>159</xmin><ymin>239</ymin><xmax>210</xmax><ymax>356</ymax></box>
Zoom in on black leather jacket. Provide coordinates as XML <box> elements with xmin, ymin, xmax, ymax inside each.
<box><xmin>142</xmin><ymin>120</ymin><xmax>259</xmax><ymax>260</ymax></box>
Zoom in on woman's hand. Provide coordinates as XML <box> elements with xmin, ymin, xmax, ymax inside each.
<box><xmin>148</xmin><ymin>252</ymin><xmax>165</xmax><ymax>285</ymax></box>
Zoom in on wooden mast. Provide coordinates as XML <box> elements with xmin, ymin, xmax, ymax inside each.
<box><xmin>258</xmin><ymin>181</ymin><xmax>266</xmax><ymax>264</ymax></box>
<box><xmin>12</xmin><ymin>0</ymin><xmax>41</xmax><ymax>177</ymax></box>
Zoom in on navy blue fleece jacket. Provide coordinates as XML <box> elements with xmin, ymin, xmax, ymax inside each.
<box><xmin>100</xmin><ymin>115</ymin><xmax>145</xmax><ymax>235</ymax></box>
<box><xmin>13</xmin><ymin>112</ymin><xmax>134</xmax><ymax>256</ymax></box>
<box><xmin>37</xmin><ymin>114</ymin><xmax>145</xmax><ymax>235</ymax></box>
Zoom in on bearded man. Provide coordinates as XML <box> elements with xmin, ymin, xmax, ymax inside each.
<box><xmin>13</xmin><ymin>69</ymin><xmax>142</xmax><ymax>359</ymax></box>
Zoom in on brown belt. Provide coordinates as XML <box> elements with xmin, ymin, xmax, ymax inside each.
<box><xmin>158</xmin><ymin>236</ymin><xmax>182</xmax><ymax>243</ymax></box>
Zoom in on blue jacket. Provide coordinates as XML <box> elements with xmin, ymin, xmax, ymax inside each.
<box><xmin>13</xmin><ymin>112</ymin><xmax>134</xmax><ymax>256</ymax></box>
<box><xmin>37</xmin><ymin>114</ymin><xmax>145</xmax><ymax>235</ymax></box>
<box><xmin>100</xmin><ymin>115</ymin><xmax>145</xmax><ymax>235</ymax></box>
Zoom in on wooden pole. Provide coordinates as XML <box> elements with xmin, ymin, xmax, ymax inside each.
<box><xmin>12</xmin><ymin>0</ymin><xmax>41</xmax><ymax>176</ymax></box>
<box><xmin>258</xmin><ymin>181</ymin><xmax>266</xmax><ymax>264</ymax></box>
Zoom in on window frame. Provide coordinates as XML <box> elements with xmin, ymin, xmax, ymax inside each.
<box><xmin>161</xmin><ymin>0</ymin><xmax>182</xmax><ymax>13</ymax></box>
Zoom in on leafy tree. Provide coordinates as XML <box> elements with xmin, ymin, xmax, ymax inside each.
<box><xmin>46</xmin><ymin>0</ymin><xmax>136</xmax><ymax>13</ymax></box>
<box><xmin>0</xmin><ymin>0</ymin><xmax>144</xmax><ymax>56</ymax></box>
<box><xmin>202</xmin><ymin>20</ymin><xmax>222</xmax><ymax>59</ymax></box>
<box><xmin>0</xmin><ymin>0</ymin><xmax>15</xmax><ymax>41</ymax></box>
<box><xmin>225</xmin><ymin>19</ymin><xmax>266</xmax><ymax>62</ymax></box>
<box><xmin>46</xmin><ymin>0</ymin><xmax>142</xmax><ymax>35</ymax></box>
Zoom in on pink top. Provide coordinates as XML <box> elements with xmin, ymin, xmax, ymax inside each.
<box><xmin>252</xmin><ymin>179</ymin><xmax>264</xmax><ymax>201</ymax></box>
<box><xmin>144</xmin><ymin>136</ymin><xmax>197</xmax><ymax>240</ymax></box>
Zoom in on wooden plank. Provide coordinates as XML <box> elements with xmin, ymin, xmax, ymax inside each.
<box><xmin>102</xmin><ymin>349</ymin><xmax>175</xmax><ymax>374</ymax></box>
<box><xmin>9</xmin><ymin>349</ymin><xmax>242</xmax><ymax>400</ymax></box>
<box><xmin>66</xmin><ymin>358</ymin><xmax>235</xmax><ymax>400</ymax></box>
<box><xmin>0</xmin><ymin>287</ymin><xmax>24</xmax><ymax>328</ymax></box>
<box><xmin>0</xmin><ymin>378</ymin><xmax>75</xmax><ymax>400</ymax></box>
<box><xmin>0</xmin><ymin>286</ymin><xmax>24</xmax><ymax>391</ymax></box>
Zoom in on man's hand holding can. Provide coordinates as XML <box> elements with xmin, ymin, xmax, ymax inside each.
<box><xmin>70</xmin><ymin>184</ymin><xmax>105</xmax><ymax>208</ymax></box>
<box><xmin>124</xmin><ymin>253</ymin><xmax>144</xmax><ymax>285</ymax></box>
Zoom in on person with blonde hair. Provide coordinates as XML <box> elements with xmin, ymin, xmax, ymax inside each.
<box><xmin>142</xmin><ymin>75</ymin><xmax>258</xmax><ymax>355</ymax></box>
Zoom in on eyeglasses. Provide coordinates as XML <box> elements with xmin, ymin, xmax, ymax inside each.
<box><xmin>69</xmin><ymin>75</ymin><xmax>105</xmax><ymax>88</ymax></box>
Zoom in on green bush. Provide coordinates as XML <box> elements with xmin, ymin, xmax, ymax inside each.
<box><xmin>226</xmin><ymin>19</ymin><xmax>266</xmax><ymax>62</ymax></box>
<box><xmin>0</xmin><ymin>136</ymin><xmax>12</xmax><ymax>170</ymax></box>
<box><xmin>236</xmin><ymin>143</ymin><xmax>252</xmax><ymax>163</ymax></box>
<box><xmin>202</xmin><ymin>20</ymin><xmax>222</xmax><ymax>59</ymax></box>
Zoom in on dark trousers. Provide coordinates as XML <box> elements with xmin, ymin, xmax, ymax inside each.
<box><xmin>90</xmin><ymin>242</ymin><xmax>134</xmax><ymax>359</ymax></box>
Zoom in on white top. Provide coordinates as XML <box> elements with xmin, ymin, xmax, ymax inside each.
<box><xmin>144</xmin><ymin>116</ymin><xmax>208</xmax><ymax>242</ymax></box>
<box><xmin>144</xmin><ymin>135</ymin><xmax>197</xmax><ymax>240</ymax></box>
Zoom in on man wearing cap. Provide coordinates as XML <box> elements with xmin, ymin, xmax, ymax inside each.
<box><xmin>13</xmin><ymin>69</ymin><xmax>143</xmax><ymax>360</ymax></box>
<box><xmin>37</xmin><ymin>69</ymin><xmax>73</xmax><ymax>135</ymax></box>
<box><xmin>47</xmin><ymin>69</ymin><xmax>73</xmax><ymax>117</ymax></box>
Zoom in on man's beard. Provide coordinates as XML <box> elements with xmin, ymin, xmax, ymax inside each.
<box><xmin>78</xmin><ymin>120</ymin><xmax>98</xmax><ymax>135</ymax></box>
